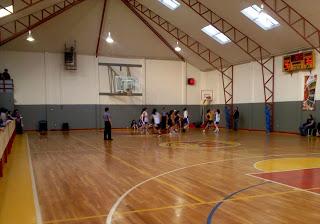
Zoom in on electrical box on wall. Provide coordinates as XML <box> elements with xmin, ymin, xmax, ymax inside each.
<box><xmin>187</xmin><ymin>78</ymin><xmax>195</xmax><ymax>85</ymax></box>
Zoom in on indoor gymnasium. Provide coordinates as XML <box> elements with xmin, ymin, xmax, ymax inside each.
<box><xmin>1</xmin><ymin>0</ymin><xmax>320</xmax><ymax>223</ymax></box>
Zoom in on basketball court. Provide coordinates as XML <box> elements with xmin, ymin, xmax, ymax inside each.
<box><xmin>0</xmin><ymin>0</ymin><xmax>320</xmax><ymax>224</ymax></box>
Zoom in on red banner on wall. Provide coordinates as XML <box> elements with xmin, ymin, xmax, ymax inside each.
<box><xmin>302</xmin><ymin>75</ymin><xmax>317</xmax><ymax>111</ymax></box>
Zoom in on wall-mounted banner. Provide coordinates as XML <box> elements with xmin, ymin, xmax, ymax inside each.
<box><xmin>302</xmin><ymin>74</ymin><xmax>317</xmax><ymax>111</ymax></box>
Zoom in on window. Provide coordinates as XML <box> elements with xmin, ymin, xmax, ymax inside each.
<box><xmin>0</xmin><ymin>5</ymin><xmax>13</xmax><ymax>18</ymax></box>
<box><xmin>158</xmin><ymin>0</ymin><xmax>180</xmax><ymax>10</ymax></box>
<box><xmin>241</xmin><ymin>5</ymin><xmax>280</xmax><ymax>30</ymax></box>
<box><xmin>201</xmin><ymin>25</ymin><xmax>231</xmax><ymax>45</ymax></box>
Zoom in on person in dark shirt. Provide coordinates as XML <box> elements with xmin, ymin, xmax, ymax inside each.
<box><xmin>161</xmin><ymin>107</ymin><xmax>167</xmax><ymax>131</ymax></box>
<box><xmin>299</xmin><ymin>114</ymin><xmax>315</xmax><ymax>136</ymax></box>
<box><xmin>233</xmin><ymin>107</ymin><xmax>240</xmax><ymax>131</ymax></box>
<box><xmin>103</xmin><ymin>107</ymin><xmax>112</xmax><ymax>140</ymax></box>
<box><xmin>317</xmin><ymin>122</ymin><xmax>320</xmax><ymax>137</ymax></box>
<box><xmin>2</xmin><ymin>69</ymin><xmax>11</xmax><ymax>80</ymax></box>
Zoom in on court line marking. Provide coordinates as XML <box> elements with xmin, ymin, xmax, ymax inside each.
<box><xmin>159</xmin><ymin>140</ymin><xmax>241</xmax><ymax>150</ymax></box>
<box><xmin>53</xmin><ymin>133</ymin><xmax>320</xmax><ymax>223</ymax></box>
<box><xmin>206</xmin><ymin>182</ymin><xmax>269</xmax><ymax>224</ymax></box>
<box><xmin>26</xmin><ymin>135</ymin><xmax>43</xmax><ymax>224</ymax></box>
<box><xmin>117</xmin><ymin>187</ymin><xmax>320</xmax><ymax>216</ymax></box>
<box><xmin>253</xmin><ymin>157</ymin><xmax>320</xmax><ymax>172</ymax></box>
<box><xmin>70</xmin><ymin>135</ymin><xmax>206</xmax><ymax>203</ymax></box>
<box><xmin>42</xmin><ymin>186</ymin><xmax>320</xmax><ymax>224</ymax></box>
<box><xmin>106</xmin><ymin>152</ymin><xmax>320</xmax><ymax>224</ymax></box>
<box><xmin>247</xmin><ymin>172</ymin><xmax>320</xmax><ymax>196</ymax></box>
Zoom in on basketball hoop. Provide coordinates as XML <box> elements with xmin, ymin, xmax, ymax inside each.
<box><xmin>202</xmin><ymin>96</ymin><xmax>212</xmax><ymax>105</ymax></box>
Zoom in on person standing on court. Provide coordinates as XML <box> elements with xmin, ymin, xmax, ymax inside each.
<box><xmin>103</xmin><ymin>107</ymin><xmax>112</xmax><ymax>140</ymax></box>
<box><xmin>233</xmin><ymin>107</ymin><xmax>240</xmax><ymax>131</ymax></box>
<box><xmin>214</xmin><ymin>109</ymin><xmax>221</xmax><ymax>133</ymax></box>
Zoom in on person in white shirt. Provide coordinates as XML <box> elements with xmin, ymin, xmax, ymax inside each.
<box><xmin>214</xmin><ymin>109</ymin><xmax>221</xmax><ymax>133</ymax></box>
<box><xmin>139</xmin><ymin>108</ymin><xmax>149</xmax><ymax>133</ymax></box>
<box><xmin>151</xmin><ymin>108</ymin><xmax>161</xmax><ymax>134</ymax></box>
<box><xmin>182</xmin><ymin>108</ymin><xmax>189</xmax><ymax>132</ymax></box>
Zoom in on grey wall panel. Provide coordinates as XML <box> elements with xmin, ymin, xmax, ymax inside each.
<box><xmin>46</xmin><ymin>105</ymin><xmax>97</xmax><ymax>130</ymax></box>
<box><xmin>274</xmin><ymin>101</ymin><xmax>301</xmax><ymax>132</ymax></box>
<box><xmin>15</xmin><ymin>105</ymin><xmax>46</xmax><ymax>130</ymax></box>
<box><xmin>251</xmin><ymin>103</ymin><xmax>266</xmax><ymax>130</ymax></box>
<box><xmin>14</xmin><ymin>101</ymin><xmax>319</xmax><ymax>131</ymax></box>
<box><xmin>0</xmin><ymin>92</ymin><xmax>14</xmax><ymax>111</ymax></box>
<box><xmin>234</xmin><ymin>104</ymin><xmax>252</xmax><ymax>129</ymax></box>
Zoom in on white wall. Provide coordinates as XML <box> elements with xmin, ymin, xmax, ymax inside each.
<box><xmin>0</xmin><ymin>50</ymin><xmax>205</xmax><ymax>106</ymax></box>
<box><xmin>203</xmin><ymin>51</ymin><xmax>320</xmax><ymax>105</ymax></box>
<box><xmin>1</xmin><ymin>50</ymin><xmax>319</xmax><ymax>106</ymax></box>
<box><xmin>186</xmin><ymin>63</ymin><xmax>202</xmax><ymax>105</ymax></box>
<box><xmin>0</xmin><ymin>51</ymin><xmax>46</xmax><ymax>105</ymax></box>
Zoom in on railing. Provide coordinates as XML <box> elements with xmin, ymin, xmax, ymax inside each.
<box><xmin>0</xmin><ymin>79</ymin><xmax>14</xmax><ymax>93</ymax></box>
<box><xmin>0</xmin><ymin>120</ymin><xmax>16</xmax><ymax>177</ymax></box>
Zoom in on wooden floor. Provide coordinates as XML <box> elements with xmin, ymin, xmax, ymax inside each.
<box><xmin>27</xmin><ymin>129</ymin><xmax>320</xmax><ymax>224</ymax></box>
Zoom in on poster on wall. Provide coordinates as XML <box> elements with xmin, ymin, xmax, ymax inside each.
<box><xmin>302</xmin><ymin>74</ymin><xmax>317</xmax><ymax>111</ymax></box>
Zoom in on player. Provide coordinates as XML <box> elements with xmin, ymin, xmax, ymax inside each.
<box><xmin>214</xmin><ymin>109</ymin><xmax>221</xmax><ymax>133</ymax></box>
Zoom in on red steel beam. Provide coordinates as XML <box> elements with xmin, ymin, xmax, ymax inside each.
<box><xmin>0</xmin><ymin>0</ymin><xmax>45</xmax><ymax>16</ymax></box>
<box><xmin>95</xmin><ymin>0</ymin><xmax>108</xmax><ymax>57</ymax></box>
<box><xmin>262</xmin><ymin>0</ymin><xmax>320</xmax><ymax>54</ymax></box>
<box><xmin>0</xmin><ymin>0</ymin><xmax>87</xmax><ymax>46</ymax></box>
<box><xmin>121</xmin><ymin>0</ymin><xmax>184</xmax><ymax>61</ymax></box>
<box><xmin>180</xmin><ymin>0</ymin><xmax>274</xmax><ymax>131</ymax></box>
<box><xmin>123</xmin><ymin>0</ymin><xmax>233</xmax><ymax>126</ymax></box>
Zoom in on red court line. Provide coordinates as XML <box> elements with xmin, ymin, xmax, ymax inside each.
<box><xmin>251</xmin><ymin>168</ymin><xmax>320</xmax><ymax>191</ymax></box>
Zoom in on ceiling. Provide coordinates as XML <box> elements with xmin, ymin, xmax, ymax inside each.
<box><xmin>0</xmin><ymin>0</ymin><xmax>319</xmax><ymax>71</ymax></box>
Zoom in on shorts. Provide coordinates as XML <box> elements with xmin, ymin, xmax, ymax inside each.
<box><xmin>208</xmin><ymin>120</ymin><xmax>213</xmax><ymax>124</ymax></box>
<box><xmin>214</xmin><ymin>121</ymin><xmax>219</xmax><ymax>125</ymax></box>
<box><xmin>183</xmin><ymin>118</ymin><xmax>189</xmax><ymax>125</ymax></box>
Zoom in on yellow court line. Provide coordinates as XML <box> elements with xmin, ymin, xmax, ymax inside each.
<box><xmin>43</xmin><ymin>187</ymin><xmax>320</xmax><ymax>224</ymax></box>
<box><xmin>117</xmin><ymin>186</ymin><xmax>320</xmax><ymax>216</ymax></box>
<box><xmin>70</xmin><ymin>136</ymin><xmax>206</xmax><ymax>203</ymax></box>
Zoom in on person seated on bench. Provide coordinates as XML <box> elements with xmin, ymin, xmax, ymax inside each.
<box><xmin>299</xmin><ymin>114</ymin><xmax>315</xmax><ymax>136</ymax></box>
<box><xmin>12</xmin><ymin>109</ymin><xmax>23</xmax><ymax>134</ymax></box>
<box><xmin>2</xmin><ymin>69</ymin><xmax>11</xmax><ymax>80</ymax></box>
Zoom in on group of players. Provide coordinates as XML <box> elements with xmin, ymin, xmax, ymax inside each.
<box><xmin>131</xmin><ymin>107</ymin><xmax>189</xmax><ymax>135</ymax></box>
<box><xmin>131</xmin><ymin>107</ymin><xmax>222</xmax><ymax>135</ymax></box>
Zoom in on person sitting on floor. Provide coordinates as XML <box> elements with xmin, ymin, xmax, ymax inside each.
<box><xmin>130</xmin><ymin>120</ymin><xmax>138</xmax><ymax>130</ymax></box>
<box><xmin>299</xmin><ymin>114</ymin><xmax>316</xmax><ymax>136</ymax></box>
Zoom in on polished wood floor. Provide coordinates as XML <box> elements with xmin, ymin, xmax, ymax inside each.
<box><xmin>27</xmin><ymin>129</ymin><xmax>320</xmax><ymax>224</ymax></box>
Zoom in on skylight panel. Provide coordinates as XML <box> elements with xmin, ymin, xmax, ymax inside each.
<box><xmin>241</xmin><ymin>5</ymin><xmax>280</xmax><ymax>30</ymax></box>
<box><xmin>0</xmin><ymin>5</ymin><xmax>13</xmax><ymax>18</ymax></box>
<box><xmin>158</xmin><ymin>0</ymin><xmax>180</xmax><ymax>10</ymax></box>
<box><xmin>201</xmin><ymin>25</ymin><xmax>231</xmax><ymax>45</ymax></box>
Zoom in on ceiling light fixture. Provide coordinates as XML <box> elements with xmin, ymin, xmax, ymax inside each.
<box><xmin>201</xmin><ymin>25</ymin><xmax>231</xmax><ymax>45</ymax></box>
<box><xmin>174</xmin><ymin>41</ymin><xmax>181</xmax><ymax>52</ymax></box>
<box><xmin>26</xmin><ymin>30</ymin><xmax>35</xmax><ymax>42</ymax></box>
<box><xmin>106</xmin><ymin>32</ymin><xmax>114</xmax><ymax>44</ymax></box>
<box><xmin>158</xmin><ymin>0</ymin><xmax>180</xmax><ymax>10</ymax></box>
<box><xmin>241</xmin><ymin>4</ymin><xmax>280</xmax><ymax>30</ymax></box>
